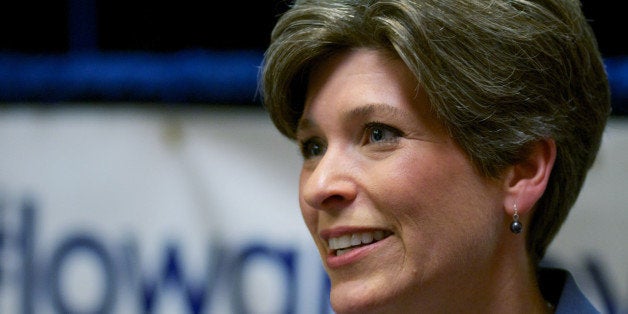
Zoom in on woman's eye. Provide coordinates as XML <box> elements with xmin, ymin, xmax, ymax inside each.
<box><xmin>366</xmin><ymin>123</ymin><xmax>401</xmax><ymax>144</ymax></box>
<box><xmin>300</xmin><ymin>138</ymin><xmax>326</xmax><ymax>158</ymax></box>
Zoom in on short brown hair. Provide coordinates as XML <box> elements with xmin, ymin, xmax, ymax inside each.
<box><xmin>259</xmin><ymin>0</ymin><xmax>611</xmax><ymax>264</ymax></box>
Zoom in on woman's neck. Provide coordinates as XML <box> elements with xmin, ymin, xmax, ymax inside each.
<box><xmin>481</xmin><ymin>237</ymin><xmax>554</xmax><ymax>314</ymax></box>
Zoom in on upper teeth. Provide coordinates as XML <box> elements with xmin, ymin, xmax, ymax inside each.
<box><xmin>328</xmin><ymin>230</ymin><xmax>385</xmax><ymax>250</ymax></box>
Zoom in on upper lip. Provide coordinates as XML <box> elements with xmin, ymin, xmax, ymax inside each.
<box><xmin>320</xmin><ymin>226</ymin><xmax>386</xmax><ymax>240</ymax></box>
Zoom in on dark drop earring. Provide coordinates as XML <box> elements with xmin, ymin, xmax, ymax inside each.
<box><xmin>510</xmin><ymin>203</ymin><xmax>523</xmax><ymax>234</ymax></box>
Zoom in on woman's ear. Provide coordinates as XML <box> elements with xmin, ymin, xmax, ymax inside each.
<box><xmin>503</xmin><ymin>139</ymin><xmax>557</xmax><ymax>217</ymax></box>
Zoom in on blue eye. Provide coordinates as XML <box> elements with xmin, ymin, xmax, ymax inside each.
<box><xmin>300</xmin><ymin>138</ymin><xmax>326</xmax><ymax>159</ymax></box>
<box><xmin>366</xmin><ymin>123</ymin><xmax>401</xmax><ymax>143</ymax></box>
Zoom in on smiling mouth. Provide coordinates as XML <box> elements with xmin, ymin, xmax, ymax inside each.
<box><xmin>328</xmin><ymin>230</ymin><xmax>393</xmax><ymax>256</ymax></box>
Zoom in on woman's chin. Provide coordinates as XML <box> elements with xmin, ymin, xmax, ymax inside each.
<box><xmin>329</xmin><ymin>279</ymin><xmax>398</xmax><ymax>314</ymax></box>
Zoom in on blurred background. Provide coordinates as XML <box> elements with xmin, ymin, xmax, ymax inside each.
<box><xmin>0</xmin><ymin>1</ymin><xmax>626</xmax><ymax>313</ymax></box>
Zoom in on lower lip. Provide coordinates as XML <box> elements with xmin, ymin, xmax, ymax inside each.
<box><xmin>325</xmin><ymin>236</ymin><xmax>390</xmax><ymax>269</ymax></box>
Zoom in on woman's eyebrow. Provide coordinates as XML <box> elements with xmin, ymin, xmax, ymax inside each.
<box><xmin>340</xmin><ymin>103</ymin><xmax>406</xmax><ymax>123</ymax></box>
<box><xmin>296</xmin><ymin>103</ymin><xmax>406</xmax><ymax>137</ymax></box>
<box><xmin>296</xmin><ymin>116</ymin><xmax>317</xmax><ymax>138</ymax></box>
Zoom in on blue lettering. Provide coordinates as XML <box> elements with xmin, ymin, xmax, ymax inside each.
<box><xmin>139</xmin><ymin>242</ymin><xmax>224</xmax><ymax>314</ymax></box>
<box><xmin>0</xmin><ymin>195</ymin><xmax>4</xmax><ymax>285</ymax></box>
<box><xmin>21</xmin><ymin>197</ymin><xmax>36</xmax><ymax>314</ymax></box>
<box><xmin>231</xmin><ymin>243</ymin><xmax>297</xmax><ymax>314</ymax></box>
<box><xmin>48</xmin><ymin>235</ymin><xmax>115</xmax><ymax>314</ymax></box>
<box><xmin>0</xmin><ymin>191</ymin><xmax>622</xmax><ymax>314</ymax></box>
<box><xmin>320</xmin><ymin>271</ymin><xmax>331</xmax><ymax>314</ymax></box>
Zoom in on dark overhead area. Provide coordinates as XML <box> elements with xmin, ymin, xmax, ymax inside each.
<box><xmin>0</xmin><ymin>1</ymin><xmax>626</xmax><ymax>113</ymax></box>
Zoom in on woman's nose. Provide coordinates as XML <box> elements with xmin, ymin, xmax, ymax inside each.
<box><xmin>300</xmin><ymin>147</ymin><xmax>358</xmax><ymax>211</ymax></box>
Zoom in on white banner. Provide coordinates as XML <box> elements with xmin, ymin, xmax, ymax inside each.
<box><xmin>0</xmin><ymin>106</ymin><xmax>626</xmax><ymax>313</ymax></box>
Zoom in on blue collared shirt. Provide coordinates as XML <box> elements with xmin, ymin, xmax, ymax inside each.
<box><xmin>538</xmin><ymin>268</ymin><xmax>600</xmax><ymax>314</ymax></box>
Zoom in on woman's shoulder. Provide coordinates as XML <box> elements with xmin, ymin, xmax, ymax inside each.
<box><xmin>538</xmin><ymin>267</ymin><xmax>601</xmax><ymax>314</ymax></box>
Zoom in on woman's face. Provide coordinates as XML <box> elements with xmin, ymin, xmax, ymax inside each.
<box><xmin>297</xmin><ymin>49</ymin><xmax>509</xmax><ymax>313</ymax></box>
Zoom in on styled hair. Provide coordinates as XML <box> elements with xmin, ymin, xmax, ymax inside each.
<box><xmin>259</xmin><ymin>0</ymin><xmax>611</xmax><ymax>264</ymax></box>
